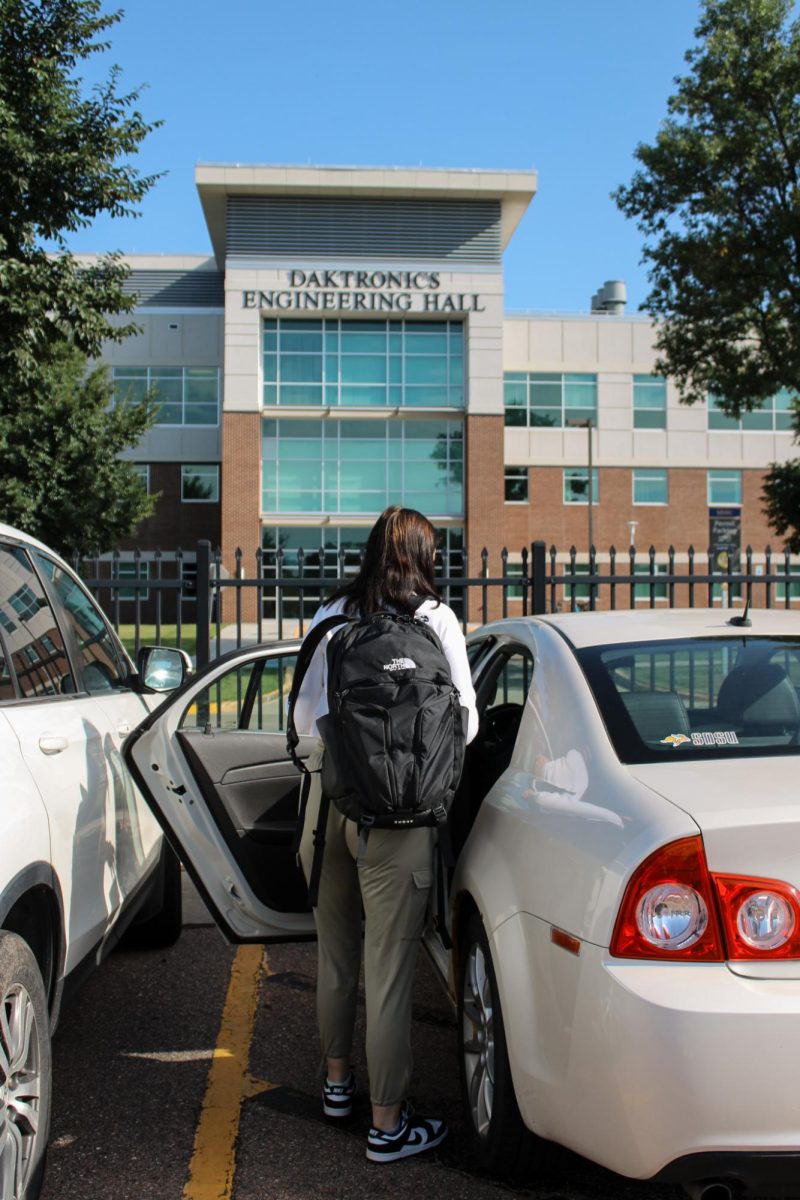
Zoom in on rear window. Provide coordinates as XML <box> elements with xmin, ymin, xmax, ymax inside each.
<box><xmin>576</xmin><ymin>636</ymin><xmax>800</xmax><ymax>763</ymax></box>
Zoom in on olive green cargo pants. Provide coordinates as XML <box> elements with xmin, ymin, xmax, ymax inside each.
<box><xmin>298</xmin><ymin>743</ymin><xmax>435</xmax><ymax>1107</ymax></box>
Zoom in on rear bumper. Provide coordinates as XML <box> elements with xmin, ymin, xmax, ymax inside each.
<box><xmin>654</xmin><ymin>1151</ymin><xmax>800</xmax><ymax>1197</ymax></box>
<box><xmin>494</xmin><ymin>914</ymin><xmax>800</xmax><ymax>1184</ymax></box>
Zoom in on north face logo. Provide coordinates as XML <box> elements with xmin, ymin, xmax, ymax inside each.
<box><xmin>382</xmin><ymin>657</ymin><xmax>417</xmax><ymax>671</ymax></box>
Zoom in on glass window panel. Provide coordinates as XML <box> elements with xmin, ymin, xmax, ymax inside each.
<box><xmin>633</xmin><ymin>469</ymin><xmax>668</xmax><ymax>504</ymax></box>
<box><xmin>263</xmin><ymin>356</ymin><xmax>277</xmax><ymax>382</ymax></box>
<box><xmin>0</xmin><ymin>547</ymin><xmax>73</xmax><ymax>697</ymax></box>
<box><xmin>742</xmin><ymin>409</ymin><xmax>772</xmax><ymax>430</ymax></box>
<box><xmin>183</xmin><ymin>403</ymin><xmax>217</xmax><ymax>426</ymax></box>
<box><xmin>262</xmin><ymin>332</ymin><xmax>277</xmax><ymax>352</ymax></box>
<box><xmin>339</xmin><ymin>385</ymin><xmax>387</xmax><ymax>406</ymax></box>
<box><xmin>564</xmin><ymin>381</ymin><xmax>597</xmax><ymax>412</ymax></box>
<box><xmin>529</xmin><ymin>410</ymin><xmax>558</xmax><ymax>427</ymax></box>
<box><xmin>404</xmin><ymin>357</ymin><xmax>447</xmax><ymax>385</ymax></box>
<box><xmin>263</xmin><ymin>384</ymin><xmax>278</xmax><ymax>406</ymax></box>
<box><xmin>564</xmin><ymin>468</ymin><xmax>599</xmax><ymax>504</ymax></box>
<box><xmin>389</xmin><ymin>357</ymin><xmax>402</xmax><ymax>383</ymax></box>
<box><xmin>505</xmin><ymin>408</ymin><xmax>527</xmax><ymax>427</ymax></box>
<box><xmin>389</xmin><ymin>333</ymin><xmax>402</xmax><ymax>352</ymax></box>
<box><xmin>449</xmin><ymin>359</ymin><xmax>463</xmax><ymax>386</ymax></box>
<box><xmin>404</xmin><ymin>386</ymin><xmax>448</xmax><ymax>407</ymax></box>
<box><xmin>341</xmin><ymin>332</ymin><xmax>386</xmax><ymax>352</ymax></box>
<box><xmin>634</xmin><ymin>408</ymin><xmax>667</xmax><ymax>430</ymax></box>
<box><xmin>36</xmin><ymin>554</ymin><xmax>128</xmax><ymax>691</ymax></box>
<box><xmin>405</xmin><ymin>333</ymin><xmax>448</xmax><ymax>354</ymax></box>
<box><xmin>182</xmin><ymin>465</ymin><xmax>219</xmax><ymax>502</ymax></box>
<box><xmin>339</xmin><ymin>462</ymin><xmax>386</xmax><ymax>489</ymax></box>
<box><xmin>279</xmin><ymin>330</ymin><xmax>323</xmax><ymax>352</ymax></box>
<box><xmin>340</xmin><ymin>356</ymin><xmax>387</xmax><ymax>384</ymax></box>
<box><xmin>530</xmin><ymin>381</ymin><xmax>562</xmax><ymax>408</ymax></box>
<box><xmin>278</xmin><ymin>383</ymin><xmax>322</xmax><ymax>405</ymax></box>
<box><xmin>324</xmin><ymin>332</ymin><xmax>339</xmax><ymax>352</ymax></box>
<box><xmin>114</xmin><ymin>377</ymin><xmax>148</xmax><ymax>406</ymax></box>
<box><xmin>154</xmin><ymin>401</ymin><xmax>182</xmax><ymax>425</ymax></box>
<box><xmin>280</xmin><ymin>354</ymin><xmax>322</xmax><ymax>383</ymax></box>
<box><xmin>505</xmin><ymin>467</ymin><xmax>528</xmax><ymax>502</ymax></box>
<box><xmin>707</xmin><ymin>470</ymin><xmax>742</xmax><ymax>505</ymax></box>
<box><xmin>325</xmin><ymin>386</ymin><xmax>339</xmax><ymax>405</ymax></box>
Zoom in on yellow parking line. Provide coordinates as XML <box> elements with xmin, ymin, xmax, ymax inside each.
<box><xmin>183</xmin><ymin>945</ymin><xmax>276</xmax><ymax>1200</ymax></box>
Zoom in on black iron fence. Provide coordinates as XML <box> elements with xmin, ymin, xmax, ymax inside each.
<box><xmin>77</xmin><ymin>539</ymin><xmax>800</xmax><ymax>670</ymax></box>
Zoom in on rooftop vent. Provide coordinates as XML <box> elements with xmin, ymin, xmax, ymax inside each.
<box><xmin>591</xmin><ymin>280</ymin><xmax>627</xmax><ymax>316</ymax></box>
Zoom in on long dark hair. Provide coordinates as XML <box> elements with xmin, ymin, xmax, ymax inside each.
<box><xmin>326</xmin><ymin>506</ymin><xmax>440</xmax><ymax>616</ymax></box>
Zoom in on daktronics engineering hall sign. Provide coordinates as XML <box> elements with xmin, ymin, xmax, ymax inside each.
<box><xmin>241</xmin><ymin>270</ymin><xmax>485</xmax><ymax>314</ymax></box>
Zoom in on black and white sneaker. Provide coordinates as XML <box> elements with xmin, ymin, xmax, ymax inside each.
<box><xmin>366</xmin><ymin>1101</ymin><xmax>448</xmax><ymax>1162</ymax></box>
<box><xmin>322</xmin><ymin>1072</ymin><xmax>356</xmax><ymax>1118</ymax></box>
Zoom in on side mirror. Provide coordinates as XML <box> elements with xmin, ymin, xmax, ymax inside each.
<box><xmin>136</xmin><ymin>646</ymin><xmax>193</xmax><ymax>692</ymax></box>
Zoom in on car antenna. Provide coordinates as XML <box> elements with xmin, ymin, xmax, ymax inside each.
<box><xmin>727</xmin><ymin>598</ymin><xmax>751</xmax><ymax>628</ymax></box>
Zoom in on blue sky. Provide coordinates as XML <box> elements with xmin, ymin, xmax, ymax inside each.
<box><xmin>66</xmin><ymin>0</ymin><xmax>703</xmax><ymax>313</ymax></box>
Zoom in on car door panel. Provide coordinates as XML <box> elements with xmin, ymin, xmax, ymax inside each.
<box><xmin>124</xmin><ymin>642</ymin><xmax>317</xmax><ymax>942</ymax></box>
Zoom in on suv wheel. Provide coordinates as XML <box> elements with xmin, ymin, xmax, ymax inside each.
<box><xmin>0</xmin><ymin>931</ymin><xmax>51</xmax><ymax>1200</ymax></box>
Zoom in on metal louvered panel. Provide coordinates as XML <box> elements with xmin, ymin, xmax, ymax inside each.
<box><xmin>124</xmin><ymin>270</ymin><xmax>225</xmax><ymax>307</ymax></box>
<box><xmin>226</xmin><ymin>197</ymin><xmax>501</xmax><ymax>263</ymax></box>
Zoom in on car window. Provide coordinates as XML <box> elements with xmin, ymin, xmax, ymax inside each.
<box><xmin>0</xmin><ymin>545</ymin><xmax>74</xmax><ymax>698</ymax></box>
<box><xmin>480</xmin><ymin>647</ymin><xmax>533</xmax><ymax>710</ymax></box>
<box><xmin>0</xmin><ymin>633</ymin><xmax>16</xmax><ymax>701</ymax></box>
<box><xmin>577</xmin><ymin>636</ymin><xmax>800</xmax><ymax>763</ymax></box>
<box><xmin>180</xmin><ymin>655</ymin><xmax>296</xmax><ymax>734</ymax></box>
<box><xmin>33</xmin><ymin>552</ymin><xmax>129</xmax><ymax>693</ymax></box>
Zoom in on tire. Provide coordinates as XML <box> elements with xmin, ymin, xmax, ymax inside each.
<box><xmin>124</xmin><ymin>844</ymin><xmax>183</xmax><ymax>950</ymax></box>
<box><xmin>458</xmin><ymin>911</ymin><xmax>546</xmax><ymax>1182</ymax></box>
<box><xmin>0</xmin><ymin>931</ymin><xmax>52</xmax><ymax>1200</ymax></box>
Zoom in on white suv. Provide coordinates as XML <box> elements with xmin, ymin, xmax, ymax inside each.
<box><xmin>0</xmin><ymin>524</ymin><xmax>189</xmax><ymax>1200</ymax></box>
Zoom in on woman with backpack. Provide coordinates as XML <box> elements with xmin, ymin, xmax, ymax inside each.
<box><xmin>291</xmin><ymin>505</ymin><xmax>478</xmax><ymax>1163</ymax></box>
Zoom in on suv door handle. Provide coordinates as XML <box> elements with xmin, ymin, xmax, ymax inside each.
<box><xmin>117</xmin><ymin>722</ymin><xmax>132</xmax><ymax>737</ymax></box>
<box><xmin>39</xmin><ymin>734</ymin><xmax>68</xmax><ymax>755</ymax></box>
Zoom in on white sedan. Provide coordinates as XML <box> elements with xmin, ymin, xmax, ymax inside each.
<box><xmin>125</xmin><ymin>608</ymin><xmax>800</xmax><ymax>1200</ymax></box>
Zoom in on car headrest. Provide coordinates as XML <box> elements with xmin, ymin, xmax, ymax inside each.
<box><xmin>717</xmin><ymin>663</ymin><xmax>800</xmax><ymax>730</ymax></box>
<box><xmin>621</xmin><ymin>690</ymin><xmax>691</xmax><ymax>743</ymax></box>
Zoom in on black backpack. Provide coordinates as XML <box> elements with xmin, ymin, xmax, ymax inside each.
<box><xmin>286</xmin><ymin>605</ymin><xmax>466</xmax><ymax>928</ymax></box>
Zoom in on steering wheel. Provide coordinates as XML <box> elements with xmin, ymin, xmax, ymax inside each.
<box><xmin>480</xmin><ymin>703</ymin><xmax>523</xmax><ymax>753</ymax></box>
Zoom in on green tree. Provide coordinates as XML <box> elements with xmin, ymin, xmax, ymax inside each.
<box><xmin>615</xmin><ymin>0</ymin><xmax>800</xmax><ymax>547</ymax></box>
<box><xmin>0</xmin><ymin>343</ymin><xmax>157</xmax><ymax>554</ymax></box>
<box><xmin>0</xmin><ymin>0</ymin><xmax>161</xmax><ymax>549</ymax></box>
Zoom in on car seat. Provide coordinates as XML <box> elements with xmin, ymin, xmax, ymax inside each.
<box><xmin>620</xmin><ymin>690</ymin><xmax>691</xmax><ymax>745</ymax></box>
<box><xmin>716</xmin><ymin>663</ymin><xmax>800</xmax><ymax>740</ymax></box>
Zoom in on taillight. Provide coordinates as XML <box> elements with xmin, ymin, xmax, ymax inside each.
<box><xmin>611</xmin><ymin>837</ymin><xmax>725</xmax><ymax>961</ymax></box>
<box><xmin>611</xmin><ymin>837</ymin><xmax>800</xmax><ymax>961</ymax></box>
<box><xmin>713</xmin><ymin>875</ymin><xmax>800</xmax><ymax>958</ymax></box>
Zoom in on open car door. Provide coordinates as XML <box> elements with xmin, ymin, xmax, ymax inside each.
<box><xmin>124</xmin><ymin>641</ymin><xmax>317</xmax><ymax>942</ymax></box>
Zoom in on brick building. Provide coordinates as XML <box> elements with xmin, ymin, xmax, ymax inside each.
<box><xmin>88</xmin><ymin>163</ymin><xmax>798</xmax><ymax>617</ymax></box>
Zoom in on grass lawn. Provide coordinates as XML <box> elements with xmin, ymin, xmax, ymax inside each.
<box><xmin>117</xmin><ymin>624</ymin><xmax>201</xmax><ymax>658</ymax></box>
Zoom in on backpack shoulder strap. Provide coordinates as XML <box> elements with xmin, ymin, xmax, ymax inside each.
<box><xmin>286</xmin><ymin>612</ymin><xmax>354</xmax><ymax>770</ymax></box>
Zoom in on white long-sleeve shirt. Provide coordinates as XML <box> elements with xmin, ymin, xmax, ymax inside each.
<box><xmin>292</xmin><ymin>596</ymin><xmax>479</xmax><ymax>744</ymax></box>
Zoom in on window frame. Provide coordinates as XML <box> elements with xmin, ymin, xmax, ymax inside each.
<box><xmin>632</xmin><ymin>467</ymin><xmax>668</xmax><ymax>506</ymax></box>
<box><xmin>632</xmin><ymin>375</ymin><xmax>667</xmax><ymax>430</ymax></box>
<box><xmin>707</xmin><ymin>469</ymin><xmax>742</xmax><ymax>506</ymax></box>
<box><xmin>181</xmin><ymin>464</ymin><xmax>220</xmax><ymax>504</ymax></box>
<box><xmin>113</xmin><ymin>366</ymin><xmax>221</xmax><ymax>427</ymax></box>
<box><xmin>563</xmin><ymin>467</ymin><xmax>599</xmax><ymax>506</ymax></box>
<box><xmin>504</xmin><ymin>466</ymin><xmax>529</xmax><ymax>504</ymax></box>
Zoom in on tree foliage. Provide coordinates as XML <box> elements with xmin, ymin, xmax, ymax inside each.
<box><xmin>0</xmin><ymin>0</ymin><xmax>161</xmax><ymax>549</ymax></box>
<box><xmin>0</xmin><ymin>343</ymin><xmax>157</xmax><ymax>555</ymax></box>
<box><xmin>615</xmin><ymin>0</ymin><xmax>800</xmax><ymax>545</ymax></box>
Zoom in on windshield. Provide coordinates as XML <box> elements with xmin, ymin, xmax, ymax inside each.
<box><xmin>576</xmin><ymin>636</ymin><xmax>800</xmax><ymax>764</ymax></box>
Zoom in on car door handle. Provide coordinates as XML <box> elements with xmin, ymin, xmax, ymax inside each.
<box><xmin>39</xmin><ymin>734</ymin><xmax>69</xmax><ymax>755</ymax></box>
<box><xmin>117</xmin><ymin>722</ymin><xmax>133</xmax><ymax>737</ymax></box>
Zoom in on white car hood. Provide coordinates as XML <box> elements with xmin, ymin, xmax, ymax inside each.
<box><xmin>629</xmin><ymin>757</ymin><xmax>800</xmax><ymax>979</ymax></box>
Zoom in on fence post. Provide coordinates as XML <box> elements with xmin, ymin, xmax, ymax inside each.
<box><xmin>531</xmin><ymin>540</ymin><xmax>547</xmax><ymax>614</ymax></box>
<box><xmin>196</xmin><ymin>539</ymin><xmax>211</xmax><ymax>670</ymax></box>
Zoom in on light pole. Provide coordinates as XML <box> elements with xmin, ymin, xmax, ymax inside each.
<box><xmin>567</xmin><ymin>417</ymin><xmax>594</xmax><ymax>551</ymax></box>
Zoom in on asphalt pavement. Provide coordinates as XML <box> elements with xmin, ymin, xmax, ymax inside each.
<box><xmin>40</xmin><ymin>877</ymin><xmax>689</xmax><ymax>1200</ymax></box>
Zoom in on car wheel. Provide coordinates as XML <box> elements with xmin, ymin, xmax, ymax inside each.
<box><xmin>458</xmin><ymin>912</ymin><xmax>545</xmax><ymax>1181</ymax></box>
<box><xmin>123</xmin><ymin>844</ymin><xmax>183</xmax><ymax>950</ymax></box>
<box><xmin>0</xmin><ymin>931</ymin><xmax>51</xmax><ymax>1200</ymax></box>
